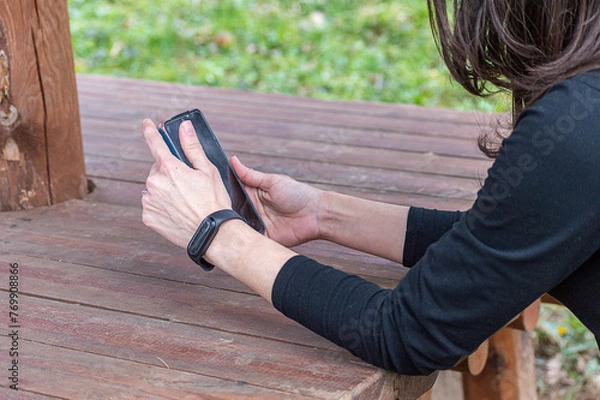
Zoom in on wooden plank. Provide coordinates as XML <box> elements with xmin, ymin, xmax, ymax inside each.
<box><xmin>74</xmin><ymin>75</ymin><xmax>475</xmax><ymax>124</ymax></box>
<box><xmin>31</xmin><ymin>0</ymin><xmax>87</xmax><ymax>203</ymax></box>
<box><xmin>79</xmin><ymin>97</ymin><xmax>487</xmax><ymax>145</ymax></box>
<box><xmin>80</xmin><ymin>112</ymin><xmax>488</xmax><ymax>160</ymax></box>
<box><xmin>85</xmin><ymin>176</ymin><xmax>475</xmax><ymax>211</ymax></box>
<box><xmin>0</xmin><ymin>251</ymin><xmax>416</xmax><ymax>396</ymax></box>
<box><xmin>76</xmin><ymin>74</ymin><xmax>504</xmax><ymax>136</ymax></box>
<box><xmin>81</xmin><ymin>151</ymin><xmax>480</xmax><ymax>202</ymax></box>
<box><xmin>80</xmin><ymin>121</ymin><xmax>491</xmax><ymax>178</ymax></box>
<box><xmin>0</xmin><ymin>253</ymin><xmax>339</xmax><ymax>350</ymax></box>
<box><xmin>80</xmin><ymin>132</ymin><xmax>483</xmax><ymax>200</ymax></box>
<box><xmin>1</xmin><ymin>225</ymin><xmax>404</xmax><ymax>296</ymax></box>
<box><xmin>13</xmin><ymin>341</ymin><xmax>308</xmax><ymax>399</ymax></box>
<box><xmin>76</xmin><ymin>101</ymin><xmax>488</xmax><ymax>160</ymax></box>
<box><xmin>14</xmin><ymin>295</ymin><xmax>376</xmax><ymax>398</ymax></box>
<box><xmin>85</xmin><ymin>178</ymin><xmax>148</xmax><ymax>207</ymax></box>
<box><xmin>382</xmin><ymin>373</ymin><xmax>439</xmax><ymax>400</ymax></box>
<box><xmin>79</xmin><ymin>115</ymin><xmax>484</xmax><ymax>201</ymax></box>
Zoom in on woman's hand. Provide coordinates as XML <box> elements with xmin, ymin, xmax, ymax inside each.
<box><xmin>231</xmin><ymin>156</ymin><xmax>323</xmax><ymax>247</ymax></box>
<box><xmin>141</xmin><ymin>119</ymin><xmax>232</xmax><ymax>248</ymax></box>
<box><xmin>234</xmin><ymin>155</ymin><xmax>409</xmax><ymax>263</ymax></box>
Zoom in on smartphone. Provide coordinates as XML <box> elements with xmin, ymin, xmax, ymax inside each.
<box><xmin>157</xmin><ymin>109</ymin><xmax>265</xmax><ymax>234</ymax></box>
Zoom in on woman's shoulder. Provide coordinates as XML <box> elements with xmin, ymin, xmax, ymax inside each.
<box><xmin>530</xmin><ymin>69</ymin><xmax>600</xmax><ymax>113</ymax></box>
<box><xmin>572</xmin><ymin>69</ymin><xmax>600</xmax><ymax>90</ymax></box>
<box><xmin>515</xmin><ymin>70</ymin><xmax>600</xmax><ymax>144</ymax></box>
<box><xmin>501</xmin><ymin>69</ymin><xmax>599</xmax><ymax>176</ymax></box>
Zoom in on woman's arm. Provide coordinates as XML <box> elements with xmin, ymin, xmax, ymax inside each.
<box><xmin>317</xmin><ymin>191</ymin><xmax>410</xmax><ymax>264</ymax></box>
<box><xmin>274</xmin><ymin>76</ymin><xmax>600</xmax><ymax>374</ymax></box>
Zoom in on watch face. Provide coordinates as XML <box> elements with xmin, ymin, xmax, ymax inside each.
<box><xmin>186</xmin><ymin>210</ymin><xmax>244</xmax><ymax>272</ymax></box>
<box><xmin>188</xmin><ymin>218</ymin><xmax>216</xmax><ymax>257</ymax></box>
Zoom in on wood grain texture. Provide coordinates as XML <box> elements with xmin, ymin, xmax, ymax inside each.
<box><xmin>0</xmin><ymin>72</ymin><xmax>513</xmax><ymax>398</ymax></box>
<box><xmin>16</xmin><ymin>341</ymin><xmax>310</xmax><ymax>399</ymax></box>
<box><xmin>0</xmin><ymin>0</ymin><xmax>49</xmax><ymax>210</ymax></box>
<box><xmin>4</xmin><ymin>293</ymin><xmax>373</xmax><ymax>397</ymax></box>
<box><xmin>30</xmin><ymin>0</ymin><xmax>87</xmax><ymax>203</ymax></box>
<box><xmin>0</xmin><ymin>0</ymin><xmax>85</xmax><ymax>211</ymax></box>
<box><xmin>0</xmin><ymin>386</ymin><xmax>60</xmax><ymax>400</ymax></box>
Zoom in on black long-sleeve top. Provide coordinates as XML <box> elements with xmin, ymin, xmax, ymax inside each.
<box><xmin>272</xmin><ymin>71</ymin><xmax>600</xmax><ymax>376</ymax></box>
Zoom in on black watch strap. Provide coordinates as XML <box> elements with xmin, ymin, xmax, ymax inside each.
<box><xmin>187</xmin><ymin>209</ymin><xmax>245</xmax><ymax>271</ymax></box>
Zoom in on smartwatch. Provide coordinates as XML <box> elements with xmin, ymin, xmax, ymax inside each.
<box><xmin>187</xmin><ymin>209</ymin><xmax>245</xmax><ymax>271</ymax></box>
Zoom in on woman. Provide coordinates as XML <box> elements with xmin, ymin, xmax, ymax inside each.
<box><xmin>140</xmin><ymin>0</ymin><xmax>600</xmax><ymax>375</ymax></box>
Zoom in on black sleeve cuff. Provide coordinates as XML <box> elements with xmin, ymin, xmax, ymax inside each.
<box><xmin>402</xmin><ymin>207</ymin><xmax>464</xmax><ymax>267</ymax></box>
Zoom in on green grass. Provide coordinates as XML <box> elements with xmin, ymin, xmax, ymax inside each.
<box><xmin>68</xmin><ymin>0</ymin><xmax>508</xmax><ymax>112</ymax></box>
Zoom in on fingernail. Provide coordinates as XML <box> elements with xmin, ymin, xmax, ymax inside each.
<box><xmin>142</xmin><ymin>121</ymin><xmax>154</xmax><ymax>137</ymax></box>
<box><xmin>182</xmin><ymin>120</ymin><xmax>194</xmax><ymax>136</ymax></box>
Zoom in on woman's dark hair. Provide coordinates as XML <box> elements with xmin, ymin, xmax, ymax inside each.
<box><xmin>427</xmin><ymin>0</ymin><xmax>600</xmax><ymax>157</ymax></box>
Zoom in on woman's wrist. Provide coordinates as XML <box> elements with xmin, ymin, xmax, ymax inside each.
<box><xmin>315</xmin><ymin>190</ymin><xmax>336</xmax><ymax>242</ymax></box>
<box><xmin>310</xmin><ymin>190</ymin><xmax>409</xmax><ymax>263</ymax></box>
<box><xmin>316</xmin><ymin>190</ymin><xmax>362</xmax><ymax>244</ymax></box>
<box><xmin>203</xmin><ymin>218</ymin><xmax>296</xmax><ymax>302</ymax></box>
<box><xmin>203</xmin><ymin>219</ymin><xmax>258</xmax><ymax>272</ymax></box>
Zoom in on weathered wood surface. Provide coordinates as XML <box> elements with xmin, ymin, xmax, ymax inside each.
<box><xmin>0</xmin><ymin>74</ymin><xmax>499</xmax><ymax>398</ymax></box>
<box><xmin>0</xmin><ymin>0</ymin><xmax>86</xmax><ymax>211</ymax></box>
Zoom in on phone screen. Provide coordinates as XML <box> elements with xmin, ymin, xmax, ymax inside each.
<box><xmin>158</xmin><ymin>109</ymin><xmax>265</xmax><ymax>234</ymax></box>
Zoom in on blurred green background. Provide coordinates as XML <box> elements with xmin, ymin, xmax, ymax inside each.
<box><xmin>68</xmin><ymin>0</ymin><xmax>508</xmax><ymax>112</ymax></box>
<box><xmin>68</xmin><ymin>1</ymin><xmax>598</xmax><ymax>398</ymax></box>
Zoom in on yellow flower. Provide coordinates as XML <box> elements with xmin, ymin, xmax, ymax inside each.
<box><xmin>558</xmin><ymin>326</ymin><xmax>568</xmax><ymax>336</ymax></box>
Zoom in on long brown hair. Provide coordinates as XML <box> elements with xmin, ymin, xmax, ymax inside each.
<box><xmin>427</xmin><ymin>0</ymin><xmax>600</xmax><ymax>157</ymax></box>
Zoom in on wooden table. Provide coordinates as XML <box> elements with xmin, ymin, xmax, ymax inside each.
<box><xmin>0</xmin><ymin>74</ymin><xmax>494</xmax><ymax>399</ymax></box>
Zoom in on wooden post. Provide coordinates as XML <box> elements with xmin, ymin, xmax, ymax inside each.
<box><xmin>0</xmin><ymin>0</ymin><xmax>86</xmax><ymax>211</ymax></box>
<box><xmin>462</xmin><ymin>300</ymin><xmax>541</xmax><ymax>400</ymax></box>
<box><xmin>451</xmin><ymin>340</ymin><xmax>490</xmax><ymax>376</ymax></box>
<box><xmin>462</xmin><ymin>328</ymin><xmax>537</xmax><ymax>400</ymax></box>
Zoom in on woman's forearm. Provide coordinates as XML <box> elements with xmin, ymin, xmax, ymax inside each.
<box><xmin>317</xmin><ymin>191</ymin><xmax>409</xmax><ymax>264</ymax></box>
<box><xmin>205</xmin><ymin>219</ymin><xmax>297</xmax><ymax>303</ymax></box>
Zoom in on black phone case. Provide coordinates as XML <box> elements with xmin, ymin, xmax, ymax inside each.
<box><xmin>158</xmin><ymin>109</ymin><xmax>265</xmax><ymax>234</ymax></box>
